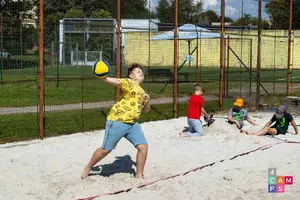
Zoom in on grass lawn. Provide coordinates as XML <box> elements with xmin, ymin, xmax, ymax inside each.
<box><xmin>0</xmin><ymin>99</ymin><xmax>233</xmax><ymax>144</ymax></box>
<box><xmin>0</xmin><ymin>65</ymin><xmax>299</xmax><ymax>107</ymax></box>
<box><xmin>0</xmin><ymin>79</ymin><xmax>221</xmax><ymax>107</ymax></box>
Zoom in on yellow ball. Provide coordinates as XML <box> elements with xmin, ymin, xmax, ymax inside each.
<box><xmin>93</xmin><ymin>60</ymin><xmax>110</xmax><ymax>78</ymax></box>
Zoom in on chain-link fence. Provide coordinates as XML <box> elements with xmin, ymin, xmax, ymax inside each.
<box><xmin>0</xmin><ymin>0</ymin><xmax>298</xmax><ymax>143</ymax></box>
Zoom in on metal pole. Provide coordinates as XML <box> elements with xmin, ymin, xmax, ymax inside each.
<box><xmin>148</xmin><ymin>0</ymin><xmax>151</xmax><ymax>91</ymax></box>
<box><xmin>226</xmin><ymin>36</ymin><xmax>230</xmax><ymax>97</ymax></box>
<box><xmin>240</xmin><ymin>0</ymin><xmax>244</xmax><ymax>96</ymax></box>
<box><xmin>20</xmin><ymin>21</ymin><xmax>23</xmax><ymax>69</ymax></box>
<box><xmin>39</xmin><ymin>0</ymin><xmax>45</xmax><ymax>139</ymax></box>
<box><xmin>115</xmin><ymin>0</ymin><xmax>121</xmax><ymax>101</ymax></box>
<box><xmin>219</xmin><ymin>0</ymin><xmax>225</xmax><ymax>111</ymax></box>
<box><xmin>287</xmin><ymin>0</ymin><xmax>293</xmax><ymax>95</ymax></box>
<box><xmin>188</xmin><ymin>40</ymin><xmax>191</xmax><ymax>68</ymax></box>
<box><xmin>223</xmin><ymin>38</ymin><xmax>226</xmax><ymax>98</ymax></box>
<box><xmin>250</xmin><ymin>38</ymin><xmax>253</xmax><ymax>96</ymax></box>
<box><xmin>56</xmin><ymin>26</ymin><xmax>59</xmax><ymax>88</ymax></box>
<box><xmin>200</xmin><ymin>30</ymin><xmax>202</xmax><ymax>83</ymax></box>
<box><xmin>256</xmin><ymin>0</ymin><xmax>262</xmax><ymax>108</ymax></box>
<box><xmin>0</xmin><ymin>12</ymin><xmax>3</xmax><ymax>85</ymax></box>
<box><xmin>173</xmin><ymin>0</ymin><xmax>179</xmax><ymax>118</ymax></box>
<box><xmin>196</xmin><ymin>38</ymin><xmax>199</xmax><ymax>84</ymax></box>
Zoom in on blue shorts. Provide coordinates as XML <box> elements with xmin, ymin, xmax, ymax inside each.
<box><xmin>187</xmin><ymin>118</ymin><xmax>203</xmax><ymax>136</ymax></box>
<box><xmin>101</xmin><ymin>120</ymin><xmax>147</xmax><ymax>150</ymax></box>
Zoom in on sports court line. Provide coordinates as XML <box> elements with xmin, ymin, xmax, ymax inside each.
<box><xmin>75</xmin><ymin>139</ymin><xmax>300</xmax><ymax>200</ymax></box>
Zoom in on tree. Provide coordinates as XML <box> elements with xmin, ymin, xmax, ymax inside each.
<box><xmin>224</xmin><ymin>17</ymin><xmax>234</xmax><ymax>23</ymax></box>
<box><xmin>176</xmin><ymin>0</ymin><xmax>199</xmax><ymax>24</ymax></box>
<box><xmin>91</xmin><ymin>9</ymin><xmax>112</xmax><ymax>18</ymax></box>
<box><xmin>1</xmin><ymin>0</ymin><xmax>34</xmax><ymax>19</ymax></box>
<box><xmin>1</xmin><ymin>0</ymin><xmax>35</xmax><ymax>54</ymax></box>
<box><xmin>232</xmin><ymin>13</ymin><xmax>270</xmax><ymax>29</ymax></box>
<box><xmin>233</xmin><ymin>13</ymin><xmax>254</xmax><ymax>26</ymax></box>
<box><xmin>156</xmin><ymin>0</ymin><xmax>173</xmax><ymax>23</ymax></box>
<box><xmin>157</xmin><ymin>0</ymin><xmax>203</xmax><ymax>24</ymax></box>
<box><xmin>266</xmin><ymin>0</ymin><xmax>300</xmax><ymax>29</ymax></box>
<box><xmin>120</xmin><ymin>0</ymin><xmax>151</xmax><ymax>18</ymax></box>
<box><xmin>202</xmin><ymin>10</ymin><xmax>219</xmax><ymax>23</ymax></box>
<box><xmin>42</xmin><ymin>0</ymin><xmax>152</xmax><ymax>20</ymax></box>
<box><xmin>64</xmin><ymin>8</ymin><xmax>86</xmax><ymax>18</ymax></box>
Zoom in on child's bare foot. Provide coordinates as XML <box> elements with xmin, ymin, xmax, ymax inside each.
<box><xmin>135</xmin><ymin>174</ymin><xmax>144</xmax><ymax>179</ymax></box>
<box><xmin>81</xmin><ymin>165</ymin><xmax>92</xmax><ymax>180</ymax></box>
<box><xmin>178</xmin><ymin>132</ymin><xmax>188</xmax><ymax>137</ymax></box>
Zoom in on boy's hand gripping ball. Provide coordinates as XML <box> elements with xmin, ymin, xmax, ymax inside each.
<box><xmin>93</xmin><ymin>61</ymin><xmax>110</xmax><ymax>78</ymax></box>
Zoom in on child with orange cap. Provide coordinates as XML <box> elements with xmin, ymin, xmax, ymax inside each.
<box><xmin>228</xmin><ymin>98</ymin><xmax>257</xmax><ymax>129</ymax></box>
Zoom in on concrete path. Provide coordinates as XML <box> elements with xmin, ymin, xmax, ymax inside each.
<box><xmin>0</xmin><ymin>97</ymin><xmax>191</xmax><ymax>115</ymax></box>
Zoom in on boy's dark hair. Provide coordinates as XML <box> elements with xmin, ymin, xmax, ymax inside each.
<box><xmin>127</xmin><ymin>63</ymin><xmax>144</xmax><ymax>77</ymax></box>
<box><xmin>194</xmin><ymin>84</ymin><xmax>205</xmax><ymax>93</ymax></box>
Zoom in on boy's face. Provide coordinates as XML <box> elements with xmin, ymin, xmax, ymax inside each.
<box><xmin>234</xmin><ymin>105</ymin><xmax>242</xmax><ymax>111</ymax></box>
<box><xmin>129</xmin><ymin>67</ymin><xmax>144</xmax><ymax>82</ymax></box>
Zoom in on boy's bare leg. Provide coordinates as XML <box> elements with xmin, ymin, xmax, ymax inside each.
<box><xmin>135</xmin><ymin>144</ymin><xmax>148</xmax><ymax>179</ymax></box>
<box><xmin>244</xmin><ymin>127</ymin><xmax>278</xmax><ymax>136</ymax></box>
<box><xmin>253</xmin><ymin>127</ymin><xmax>277</xmax><ymax>136</ymax></box>
<box><xmin>81</xmin><ymin>148</ymin><xmax>111</xmax><ymax>179</ymax></box>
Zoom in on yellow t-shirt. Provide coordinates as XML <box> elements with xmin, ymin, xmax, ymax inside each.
<box><xmin>107</xmin><ymin>78</ymin><xmax>145</xmax><ymax>124</ymax></box>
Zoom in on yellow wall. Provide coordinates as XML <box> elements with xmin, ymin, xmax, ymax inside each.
<box><xmin>123</xmin><ymin>30</ymin><xmax>300</xmax><ymax>69</ymax></box>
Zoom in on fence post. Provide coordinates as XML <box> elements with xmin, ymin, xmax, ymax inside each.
<box><xmin>250</xmin><ymin>38</ymin><xmax>252</xmax><ymax>96</ymax></box>
<box><xmin>256</xmin><ymin>0</ymin><xmax>262</xmax><ymax>108</ymax></box>
<box><xmin>287</xmin><ymin>0</ymin><xmax>293</xmax><ymax>95</ymax></box>
<box><xmin>173</xmin><ymin>0</ymin><xmax>179</xmax><ymax>118</ymax></box>
<box><xmin>219</xmin><ymin>0</ymin><xmax>225</xmax><ymax>111</ymax></box>
<box><xmin>115</xmin><ymin>0</ymin><xmax>121</xmax><ymax>101</ymax></box>
<box><xmin>0</xmin><ymin>12</ymin><xmax>3</xmax><ymax>85</ymax></box>
<box><xmin>39</xmin><ymin>0</ymin><xmax>45</xmax><ymax>139</ymax></box>
<box><xmin>226</xmin><ymin>36</ymin><xmax>230</xmax><ymax>97</ymax></box>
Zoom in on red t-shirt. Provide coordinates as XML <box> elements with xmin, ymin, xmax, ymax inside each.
<box><xmin>187</xmin><ymin>94</ymin><xmax>204</xmax><ymax>119</ymax></box>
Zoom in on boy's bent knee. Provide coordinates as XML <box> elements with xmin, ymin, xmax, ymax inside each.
<box><xmin>99</xmin><ymin>148</ymin><xmax>112</xmax><ymax>155</ymax></box>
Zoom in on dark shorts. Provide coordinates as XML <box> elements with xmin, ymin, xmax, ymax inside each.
<box><xmin>271</xmin><ymin>125</ymin><xmax>287</xmax><ymax>135</ymax></box>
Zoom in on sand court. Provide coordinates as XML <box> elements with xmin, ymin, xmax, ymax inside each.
<box><xmin>0</xmin><ymin>112</ymin><xmax>300</xmax><ymax>200</ymax></box>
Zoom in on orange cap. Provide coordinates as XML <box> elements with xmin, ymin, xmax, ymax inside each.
<box><xmin>234</xmin><ymin>98</ymin><xmax>244</xmax><ymax>107</ymax></box>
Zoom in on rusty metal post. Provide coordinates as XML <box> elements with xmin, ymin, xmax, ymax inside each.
<box><xmin>226</xmin><ymin>36</ymin><xmax>230</xmax><ymax>97</ymax></box>
<box><xmin>223</xmin><ymin>38</ymin><xmax>227</xmax><ymax>98</ymax></box>
<box><xmin>173</xmin><ymin>0</ymin><xmax>178</xmax><ymax>118</ymax></box>
<box><xmin>287</xmin><ymin>0</ymin><xmax>293</xmax><ymax>95</ymax></box>
<box><xmin>256</xmin><ymin>0</ymin><xmax>262</xmax><ymax>108</ymax></box>
<box><xmin>115</xmin><ymin>0</ymin><xmax>121</xmax><ymax>101</ymax></box>
<box><xmin>196</xmin><ymin>38</ymin><xmax>199</xmax><ymax>84</ymax></box>
<box><xmin>0</xmin><ymin>12</ymin><xmax>3</xmax><ymax>85</ymax></box>
<box><xmin>39</xmin><ymin>0</ymin><xmax>45</xmax><ymax>139</ymax></box>
<box><xmin>250</xmin><ymin>38</ymin><xmax>253</xmax><ymax>96</ymax></box>
<box><xmin>219</xmin><ymin>0</ymin><xmax>225</xmax><ymax>111</ymax></box>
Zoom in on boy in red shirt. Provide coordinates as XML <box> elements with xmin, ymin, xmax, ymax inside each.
<box><xmin>178</xmin><ymin>84</ymin><xmax>209</xmax><ymax>137</ymax></box>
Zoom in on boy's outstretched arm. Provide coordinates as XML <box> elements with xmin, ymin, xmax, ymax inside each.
<box><xmin>246</xmin><ymin>117</ymin><xmax>257</xmax><ymax>125</ymax></box>
<box><xmin>263</xmin><ymin>121</ymin><xmax>272</xmax><ymax>128</ymax></box>
<box><xmin>201</xmin><ymin>107</ymin><xmax>209</xmax><ymax>118</ymax></box>
<box><xmin>291</xmin><ymin>120</ymin><xmax>299</xmax><ymax>135</ymax></box>
<box><xmin>103</xmin><ymin>77</ymin><xmax>121</xmax><ymax>86</ymax></box>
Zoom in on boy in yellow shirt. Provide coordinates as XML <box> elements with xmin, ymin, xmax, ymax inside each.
<box><xmin>81</xmin><ymin>63</ymin><xmax>150</xmax><ymax>179</ymax></box>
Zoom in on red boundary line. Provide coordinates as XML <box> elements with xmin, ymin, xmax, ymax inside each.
<box><xmin>76</xmin><ymin>140</ymin><xmax>300</xmax><ymax>200</ymax></box>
